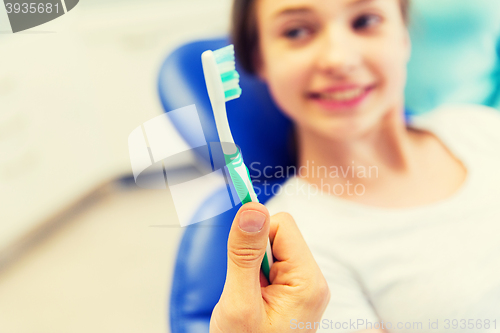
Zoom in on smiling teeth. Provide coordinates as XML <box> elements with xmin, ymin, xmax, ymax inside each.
<box><xmin>319</xmin><ymin>88</ymin><xmax>364</xmax><ymax>101</ymax></box>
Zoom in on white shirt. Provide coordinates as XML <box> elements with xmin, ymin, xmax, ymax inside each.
<box><xmin>265</xmin><ymin>104</ymin><xmax>500</xmax><ymax>333</ymax></box>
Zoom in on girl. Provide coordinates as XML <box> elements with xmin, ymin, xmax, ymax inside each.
<box><xmin>210</xmin><ymin>0</ymin><xmax>500</xmax><ymax>332</ymax></box>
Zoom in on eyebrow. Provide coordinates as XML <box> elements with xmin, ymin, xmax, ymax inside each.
<box><xmin>348</xmin><ymin>0</ymin><xmax>377</xmax><ymax>6</ymax></box>
<box><xmin>272</xmin><ymin>0</ymin><xmax>377</xmax><ymax>19</ymax></box>
<box><xmin>272</xmin><ymin>7</ymin><xmax>313</xmax><ymax>19</ymax></box>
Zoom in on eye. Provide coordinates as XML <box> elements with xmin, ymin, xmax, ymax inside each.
<box><xmin>283</xmin><ymin>26</ymin><xmax>313</xmax><ymax>40</ymax></box>
<box><xmin>352</xmin><ymin>14</ymin><xmax>382</xmax><ymax>30</ymax></box>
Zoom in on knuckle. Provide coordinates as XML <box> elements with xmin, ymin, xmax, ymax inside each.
<box><xmin>225</xmin><ymin>307</ymin><xmax>243</xmax><ymax>323</ymax></box>
<box><xmin>317</xmin><ymin>282</ymin><xmax>331</xmax><ymax>308</ymax></box>
<box><xmin>304</xmin><ymin>278</ymin><xmax>331</xmax><ymax>307</ymax></box>
<box><xmin>273</xmin><ymin>212</ymin><xmax>297</xmax><ymax>228</ymax></box>
<box><xmin>319</xmin><ymin>279</ymin><xmax>331</xmax><ymax>304</ymax></box>
<box><xmin>240</xmin><ymin>306</ymin><xmax>257</xmax><ymax>322</ymax></box>
<box><xmin>227</xmin><ymin>303</ymin><xmax>256</xmax><ymax>325</ymax></box>
<box><xmin>275</xmin><ymin>211</ymin><xmax>294</xmax><ymax>222</ymax></box>
<box><xmin>228</xmin><ymin>245</ymin><xmax>264</xmax><ymax>267</ymax></box>
<box><xmin>219</xmin><ymin>299</ymin><xmax>247</xmax><ymax>323</ymax></box>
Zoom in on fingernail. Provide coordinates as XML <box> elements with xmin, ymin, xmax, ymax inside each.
<box><xmin>239</xmin><ymin>210</ymin><xmax>266</xmax><ymax>233</ymax></box>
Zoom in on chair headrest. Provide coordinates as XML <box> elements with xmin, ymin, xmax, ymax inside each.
<box><xmin>158</xmin><ymin>38</ymin><xmax>295</xmax><ymax>181</ymax></box>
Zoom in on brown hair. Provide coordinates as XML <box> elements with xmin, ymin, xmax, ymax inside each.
<box><xmin>231</xmin><ymin>0</ymin><xmax>410</xmax><ymax>75</ymax></box>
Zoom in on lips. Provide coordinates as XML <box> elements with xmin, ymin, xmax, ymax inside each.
<box><xmin>308</xmin><ymin>85</ymin><xmax>374</xmax><ymax>110</ymax></box>
<box><xmin>315</xmin><ymin>88</ymin><xmax>365</xmax><ymax>101</ymax></box>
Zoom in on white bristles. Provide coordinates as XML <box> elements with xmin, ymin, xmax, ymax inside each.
<box><xmin>217</xmin><ymin>61</ymin><xmax>236</xmax><ymax>74</ymax></box>
<box><xmin>222</xmin><ymin>79</ymin><xmax>240</xmax><ymax>92</ymax></box>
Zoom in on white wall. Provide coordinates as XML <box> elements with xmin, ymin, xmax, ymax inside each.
<box><xmin>1</xmin><ymin>0</ymin><xmax>232</xmax><ymax>256</ymax></box>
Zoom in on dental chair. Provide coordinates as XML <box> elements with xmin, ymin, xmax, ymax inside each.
<box><xmin>159</xmin><ymin>4</ymin><xmax>499</xmax><ymax>331</ymax></box>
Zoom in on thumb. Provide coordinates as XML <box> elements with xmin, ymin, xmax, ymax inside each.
<box><xmin>224</xmin><ymin>202</ymin><xmax>270</xmax><ymax>301</ymax></box>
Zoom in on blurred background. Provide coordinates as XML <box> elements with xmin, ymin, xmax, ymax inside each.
<box><xmin>0</xmin><ymin>0</ymin><xmax>232</xmax><ymax>332</ymax></box>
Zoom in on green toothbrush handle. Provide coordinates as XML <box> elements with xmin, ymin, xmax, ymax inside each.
<box><xmin>224</xmin><ymin>150</ymin><xmax>256</xmax><ymax>204</ymax></box>
<box><xmin>225</xmin><ymin>149</ymin><xmax>273</xmax><ymax>282</ymax></box>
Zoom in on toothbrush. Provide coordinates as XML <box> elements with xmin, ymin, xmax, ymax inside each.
<box><xmin>201</xmin><ymin>44</ymin><xmax>274</xmax><ymax>282</ymax></box>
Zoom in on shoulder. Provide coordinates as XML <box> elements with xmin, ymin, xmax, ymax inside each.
<box><xmin>409</xmin><ymin>103</ymin><xmax>500</xmax><ymax>153</ymax></box>
<box><xmin>410</xmin><ymin>103</ymin><xmax>500</xmax><ymax>130</ymax></box>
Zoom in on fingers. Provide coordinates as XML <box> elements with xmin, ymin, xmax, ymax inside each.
<box><xmin>268</xmin><ymin>212</ymin><xmax>316</xmax><ymax>265</ymax></box>
<box><xmin>265</xmin><ymin>212</ymin><xmax>321</xmax><ymax>287</ymax></box>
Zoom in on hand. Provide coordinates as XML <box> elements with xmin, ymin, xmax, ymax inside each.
<box><xmin>210</xmin><ymin>202</ymin><xmax>331</xmax><ymax>333</ymax></box>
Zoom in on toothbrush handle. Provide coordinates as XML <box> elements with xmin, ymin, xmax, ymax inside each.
<box><xmin>225</xmin><ymin>151</ymin><xmax>274</xmax><ymax>283</ymax></box>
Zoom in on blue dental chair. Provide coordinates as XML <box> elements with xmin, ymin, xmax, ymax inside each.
<box><xmin>159</xmin><ymin>3</ymin><xmax>500</xmax><ymax>330</ymax></box>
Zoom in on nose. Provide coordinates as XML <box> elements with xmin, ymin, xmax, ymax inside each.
<box><xmin>315</xmin><ymin>24</ymin><xmax>360</xmax><ymax>78</ymax></box>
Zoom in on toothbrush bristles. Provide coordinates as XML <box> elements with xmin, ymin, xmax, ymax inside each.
<box><xmin>213</xmin><ymin>44</ymin><xmax>242</xmax><ymax>101</ymax></box>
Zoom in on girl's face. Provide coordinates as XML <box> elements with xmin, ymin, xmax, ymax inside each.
<box><xmin>255</xmin><ymin>0</ymin><xmax>411</xmax><ymax>140</ymax></box>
